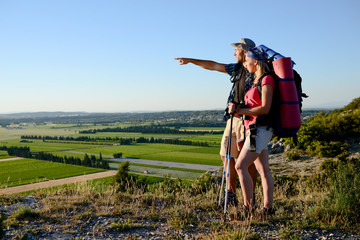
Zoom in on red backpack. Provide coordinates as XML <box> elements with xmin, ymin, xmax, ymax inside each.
<box><xmin>256</xmin><ymin>46</ymin><xmax>308</xmax><ymax>140</ymax></box>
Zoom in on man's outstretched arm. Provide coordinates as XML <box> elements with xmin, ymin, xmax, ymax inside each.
<box><xmin>174</xmin><ymin>58</ymin><xmax>227</xmax><ymax>73</ymax></box>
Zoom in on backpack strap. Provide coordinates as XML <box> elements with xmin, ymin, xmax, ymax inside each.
<box><xmin>247</xmin><ymin>73</ymin><xmax>273</xmax><ymax>152</ymax></box>
<box><xmin>227</xmin><ymin>64</ymin><xmax>245</xmax><ymax>104</ymax></box>
<box><xmin>249</xmin><ymin>123</ymin><xmax>257</xmax><ymax>152</ymax></box>
<box><xmin>255</xmin><ymin>73</ymin><xmax>275</xmax><ymax>130</ymax></box>
<box><xmin>254</xmin><ymin>72</ymin><xmax>275</xmax><ymax>100</ymax></box>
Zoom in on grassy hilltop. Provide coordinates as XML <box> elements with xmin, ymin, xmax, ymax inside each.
<box><xmin>0</xmin><ymin>99</ymin><xmax>359</xmax><ymax>239</ymax></box>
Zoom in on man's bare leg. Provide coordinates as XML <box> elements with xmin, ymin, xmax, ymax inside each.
<box><xmin>221</xmin><ymin>155</ymin><xmax>237</xmax><ymax>193</ymax></box>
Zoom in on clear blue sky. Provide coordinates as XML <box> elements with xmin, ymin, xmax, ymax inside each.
<box><xmin>1</xmin><ymin>0</ymin><xmax>359</xmax><ymax>113</ymax></box>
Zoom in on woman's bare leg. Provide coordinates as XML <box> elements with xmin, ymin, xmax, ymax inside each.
<box><xmin>254</xmin><ymin>150</ymin><xmax>273</xmax><ymax>208</ymax></box>
<box><xmin>235</xmin><ymin>148</ymin><xmax>259</xmax><ymax>207</ymax></box>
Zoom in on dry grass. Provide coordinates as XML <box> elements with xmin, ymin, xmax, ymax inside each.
<box><xmin>2</xmin><ymin>160</ymin><xmax>360</xmax><ymax>239</ymax></box>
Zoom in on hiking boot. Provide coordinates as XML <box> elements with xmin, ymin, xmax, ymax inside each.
<box><xmin>236</xmin><ymin>205</ymin><xmax>254</xmax><ymax>220</ymax></box>
<box><xmin>218</xmin><ymin>191</ymin><xmax>238</xmax><ymax>209</ymax></box>
<box><xmin>227</xmin><ymin>191</ymin><xmax>239</xmax><ymax>207</ymax></box>
<box><xmin>259</xmin><ymin>207</ymin><xmax>275</xmax><ymax>220</ymax></box>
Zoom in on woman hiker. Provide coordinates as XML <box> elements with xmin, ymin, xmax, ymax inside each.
<box><xmin>229</xmin><ymin>46</ymin><xmax>275</xmax><ymax>218</ymax></box>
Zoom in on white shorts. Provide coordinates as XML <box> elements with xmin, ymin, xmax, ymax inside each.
<box><xmin>243</xmin><ymin>126</ymin><xmax>273</xmax><ymax>154</ymax></box>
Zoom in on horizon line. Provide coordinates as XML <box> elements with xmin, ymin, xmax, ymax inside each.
<box><xmin>0</xmin><ymin>107</ymin><xmax>340</xmax><ymax>115</ymax></box>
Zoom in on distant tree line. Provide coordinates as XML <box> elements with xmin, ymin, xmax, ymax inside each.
<box><xmin>21</xmin><ymin>135</ymin><xmax>113</xmax><ymax>142</ymax></box>
<box><xmin>0</xmin><ymin>145</ymin><xmax>109</xmax><ymax>169</ymax></box>
<box><xmin>78</xmin><ymin>125</ymin><xmax>222</xmax><ymax>135</ymax></box>
<box><xmin>134</xmin><ymin>137</ymin><xmax>208</xmax><ymax>146</ymax></box>
<box><xmin>21</xmin><ymin>135</ymin><xmax>209</xmax><ymax>147</ymax></box>
<box><xmin>161</xmin><ymin>122</ymin><xmax>225</xmax><ymax>128</ymax></box>
<box><xmin>2</xmin><ymin>146</ymin><xmax>32</xmax><ymax>158</ymax></box>
<box><xmin>0</xmin><ymin>110</ymin><xmax>320</xmax><ymax>127</ymax></box>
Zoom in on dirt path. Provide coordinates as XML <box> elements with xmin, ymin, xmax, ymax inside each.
<box><xmin>111</xmin><ymin>158</ymin><xmax>220</xmax><ymax>171</ymax></box>
<box><xmin>0</xmin><ymin>157</ymin><xmax>23</xmax><ymax>162</ymax></box>
<box><xmin>0</xmin><ymin>170</ymin><xmax>117</xmax><ymax>195</ymax></box>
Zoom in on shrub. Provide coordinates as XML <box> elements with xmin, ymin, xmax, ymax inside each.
<box><xmin>0</xmin><ymin>215</ymin><xmax>4</xmax><ymax>238</ymax></box>
<box><xmin>286</xmin><ymin>149</ymin><xmax>301</xmax><ymax>161</ymax></box>
<box><xmin>305</xmin><ymin>140</ymin><xmax>347</xmax><ymax>158</ymax></box>
<box><xmin>190</xmin><ymin>172</ymin><xmax>215</xmax><ymax>195</ymax></box>
<box><xmin>320</xmin><ymin>159</ymin><xmax>338</xmax><ymax>178</ymax></box>
<box><xmin>112</xmin><ymin>161</ymin><xmax>133</xmax><ymax>192</ymax></box>
<box><xmin>329</xmin><ymin>158</ymin><xmax>360</xmax><ymax>226</ymax></box>
<box><xmin>303</xmin><ymin>173</ymin><xmax>329</xmax><ymax>193</ymax></box>
<box><xmin>296</xmin><ymin>97</ymin><xmax>360</xmax><ymax>158</ymax></box>
<box><xmin>113</xmin><ymin>153</ymin><xmax>123</xmax><ymax>158</ymax></box>
<box><xmin>167</xmin><ymin>205</ymin><xmax>198</xmax><ymax>230</ymax></box>
<box><xmin>112</xmin><ymin>161</ymin><xmax>157</xmax><ymax>193</ymax></box>
<box><xmin>278</xmin><ymin>228</ymin><xmax>305</xmax><ymax>240</ymax></box>
<box><xmin>273</xmin><ymin>175</ymin><xmax>299</xmax><ymax>197</ymax></box>
<box><xmin>319</xmin><ymin>141</ymin><xmax>348</xmax><ymax>158</ymax></box>
<box><xmin>157</xmin><ymin>175</ymin><xmax>185</xmax><ymax>195</ymax></box>
<box><xmin>15</xmin><ymin>206</ymin><xmax>40</xmax><ymax>220</ymax></box>
<box><xmin>306</xmin><ymin>158</ymin><xmax>360</xmax><ymax>232</ymax></box>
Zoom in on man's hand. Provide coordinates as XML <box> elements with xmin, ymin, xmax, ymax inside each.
<box><xmin>174</xmin><ymin>58</ymin><xmax>190</xmax><ymax>65</ymax></box>
<box><xmin>174</xmin><ymin>58</ymin><xmax>227</xmax><ymax>73</ymax></box>
<box><xmin>228</xmin><ymin>102</ymin><xmax>236</xmax><ymax>114</ymax></box>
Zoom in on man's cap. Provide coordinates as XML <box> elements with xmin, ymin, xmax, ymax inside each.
<box><xmin>231</xmin><ymin>38</ymin><xmax>256</xmax><ymax>51</ymax></box>
<box><xmin>246</xmin><ymin>46</ymin><xmax>268</xmax><ymax>62</ymax></box>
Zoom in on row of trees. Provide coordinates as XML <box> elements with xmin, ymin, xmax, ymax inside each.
<box><xmin>0</xmin><ymin>145</ymin><xmax>109</xmax><ymax>169</ymax></box>
<box><xmin>134</xmin><ymin>137</ymin><xmax>209</xmax><ymax>146</ymax></box>
<box><xmin>3</xmin><ymin>146</ymin><xmax>32</xmax><ymax>158</ymax></box>
<box><xmin>21</xmin><ymin>135</ymin><xmax>114</xmax><ymax>142</ymax></box>
<box><xmin>21</xmin><ymin>135</ymin><xmax>209</xmax><ymax>147</ymax></box>
<box><xmin>161</xmin><ymin>122</ymin><xmax>225</xmax><ymax>128</ymax></box>
<box><xmin>79</xmin><ymin>125</ymin><xmax>222</xmax><ymax>135</ymax></box>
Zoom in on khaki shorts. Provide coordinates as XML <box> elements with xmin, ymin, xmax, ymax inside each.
<box><xmin>219</xmin><ymin>117</ymin><xmax>245</xmax><ymax>159</ymax></box>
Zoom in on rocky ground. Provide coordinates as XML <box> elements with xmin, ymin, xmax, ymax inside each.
<box><xmin>1</xmin><ymin>149</ymin><xmax>360</xmax><ymax>239</ymax></box>
<box><xmin>269</xmin><ymin>153</ymin><xmax>324</xmax><ymax>177</ymax></box>
<box><xmin>1</xmin><ymin>195</ymin><xmax>360</xmax><ymax>239</ymax></box>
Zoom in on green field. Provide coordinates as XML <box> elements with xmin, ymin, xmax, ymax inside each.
<box><xmin>0</xmin><ymin>139</ymin><xmax>109</xmax><ymax>152</ymax></box>
<box><xmin>0</xmin><ymin>124</ymin><xmax>223</xmax><ymax>166</ymax></box>
<box><xmin>0</xmin><ymin>158</ymin><xmax>103</xmax><ymax>188</ymax></box>
<box><xmin>0</xmin><ymin>125</ymin><xmax>76</xmax><ymax>141</ymax></box>
<box><xmin>0</xmin><ymin>140</ymin><xmax>222</xmax><ymax>166</ymax></box>
<box><xmin>0</xmin><ymin>123</ymin><xmax>223</xmax><ymax>186</ymax></box>
<box><xmin>0</xmin><ymin>150</ymin><xmax>9</xmax><ymax>159</ymax></box>
<box><xmin>47</xmin><ymin>143</ymin><xmax>222</xmax><ymax>166</ymax></box>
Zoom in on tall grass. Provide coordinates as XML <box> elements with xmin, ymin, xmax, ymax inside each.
<box><xmin>272</xmin><ymin>158</ymin><xmax>360</xmax><ymax>234</ymax></box>
<box><xmin>326</xmin><ymin>158</ymin><xmax>360</xmax><ymax>230</ymax></box>
<box><xmin>2</xmin><ymin>158</ymin><xmax>360</xmax><ymax>239</ymax></box>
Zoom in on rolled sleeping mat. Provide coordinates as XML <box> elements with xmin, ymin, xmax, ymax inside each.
<box><xmin>259</xmin><ymin>44</ymin><xmax>285</xmax><ymax>60</ymax></box>
<box><xmin>259</xmin><ymin>44</ymin><xmax>295</xmax><ymax>66</ymax></box>
<box><xmin>272</xmin><ymin>57</ymin><xmax>301</xmax><ymax>129</ymax></box>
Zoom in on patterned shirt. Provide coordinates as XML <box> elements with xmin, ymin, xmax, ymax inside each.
<box><xmin>225</xmin><ymin>63</ymin><xmax>252</xmax><ymax>105</ymax></box>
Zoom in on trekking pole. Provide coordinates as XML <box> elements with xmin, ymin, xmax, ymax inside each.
<box><xmin>218</xmin><ymin>114</ymin><xmax>233</xmax><ymax>209</ymax></box>
<box><xmin>223</xmin><ymin>114</ymin><xmax>234</xmax><ymax>215</ymax></box>
<box><xmin>218</xmin><ymin>155</ymin><xmax>227</xmax><ymax>208</ymax></box>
